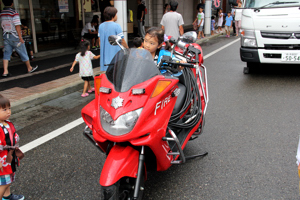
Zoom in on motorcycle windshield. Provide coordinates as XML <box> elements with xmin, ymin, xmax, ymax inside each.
<box><xmin>106</xmin><ymin>48</ymin><xmax>161</xmax><ymax>92</ymax></box>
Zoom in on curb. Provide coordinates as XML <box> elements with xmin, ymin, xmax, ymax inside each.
<box><xmin>11</xmin><ymin>79</ymin><xmax>83</xmax><ymax>114</ymax></box>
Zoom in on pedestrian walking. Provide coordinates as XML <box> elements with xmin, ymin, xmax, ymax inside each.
<box><xmin>70</xmin><ymin>40</ymin><xmax>100</xmax><ymax>97</ymax></box>
<box><xmin>225</xmin><ymin>11</ymin><xmax>233</xmax><ymax>37</ymax></box>
<box><xmin>0</xmin><ymin>0</ymin><xmax>38</xmax><ymax>77</ymax></box>
<box><xmin>217</xmin><ymin>9</ymin><xmax>224</xmax><ymax>33</ymax></box>
<box><xmin>160</xmin><ymin>0</ymin><xmax>184</xmax><ymax>40</ymax></box>
<box><xmin>0</xmin><ymin>94</ymin><xmax>25</xmax><ymax>200</ymax></box>
<box><xmin>211</xmin><ymin>16</ymin><xmax>216</xmax><ymax>35</ymax></box>
<box><xmin>193</xmin><ymin>6</ymin><xmax>205</xmax><ymax>39</ymax></box>
<box><xmin>98</xmin><ymin>6</ymin><xmax>128</xmax><ymax>72</ymax></box>
<box><xmin>137</xmin><ymin>0</ymin><xmax>146</xmax><ymax>38</ymax></box>
<box><xmin>234</xmin><ymin>1</ymin><xmax>243</xmax><ymax>36</ymax></box>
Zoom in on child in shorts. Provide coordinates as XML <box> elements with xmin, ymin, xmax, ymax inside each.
<box><xmin>70</xmin><ymin>39</ymin><xmax>100</xmax><ymax>97</ymax></box>
<box><xmin>0</xmin><ymin>94</ymin><xmax>24</xmax><ymax>200</ymax></box>
<box><xmin>193</xmin><ymin>6</ymin><xmax>205</xmax><ymax>39</ymax></box>
<box><xmin>211</xmin><ymin>16</ymin><xmax>216</xmax><ymax>35</ymax></box>
<box><xmin>225</xmin><ymin>11</ymin><xmax>233</xmax><ymax>38</ymax></box>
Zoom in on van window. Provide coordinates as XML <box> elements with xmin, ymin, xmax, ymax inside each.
<box><xmin>244</xmin><ymin>0</ymin><xmax>300</xmax><ymax>8</ymax></box>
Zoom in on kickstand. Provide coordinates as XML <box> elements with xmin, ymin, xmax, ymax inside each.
<box><xmin>185</xmin><ymin>152</ymin><xmax>208</xmax><ymax>160</ymax></box>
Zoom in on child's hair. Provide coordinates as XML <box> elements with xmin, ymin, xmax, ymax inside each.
<box><xmin>80</xmin><ymin>39</ymin><xmax>90</xmax><ymax>56</ymax></box>
<box><xmin>228</xmin><ymin>11</ymin><xmax>231</xmax><ymax>14</ymax></box>
<box><xmin>211</xmin><ymin>16</ymin><xmax>215</xmax><ymax>20</ymax></box>
<box><xmin>2</xmin><ymin>0</ymin><xmax>13</xmax><ymax>6</ymax></box>
<box><xmin>145</xmin><ymin>27</ymin><xmax>171</xmax><ymax>50</ymax></box>
<box><xmin>0</xmin><ymin>94</ymin><xmax>10</xmax><ymax>109</ymax></box>
<box><xmin>133</xmin><ymin>37</ymin><xmax>143</xmax><ymax>48</ymax></box>
<box><xmin>103</xmin><ymin>6</ymin><xmax>118</xmax><ymax>21</ymax></box>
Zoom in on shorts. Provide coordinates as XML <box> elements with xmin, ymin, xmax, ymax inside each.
<box><xmin>81</xmin><ymin>76</ymin><xmax>94</xmax><ymax>81</ymax></box>
<box><xmin>225</xmin><ymin>25</ymin><xmax>230</xmax><ymax>32</ymax></box>
<box><xmin>0</xmin><ymin>173</ymin><xmax>15</xmax><ymax>185</ymax></box>
<box><xmin>198</xmin><ymin>26</ymin><xmax>204</xmax><ymax>32</ymax></box>
<box><xmin>83</xmin><ymin>33</ymin><xmax>98</xmax><ymax>40</ymax></box>
<box><xmin>3</xmin><ymin>33</ymin><xmax>29</xmax><ymax>62</ymax></box>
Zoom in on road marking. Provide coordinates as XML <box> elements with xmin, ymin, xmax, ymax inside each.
<box><xmin>203</xmin><ymin>38</ymin><xmax>240</xmax><ymax>59</ymax></box>
<box><xmin>19</xmin><ymin>38</ymin><xmax>240</xmax><ymax>153</ymax></box>
<box><xmin>20</xmin><ymin>118</ymin><xmax>84</xmax><ymax>153</ymax></box>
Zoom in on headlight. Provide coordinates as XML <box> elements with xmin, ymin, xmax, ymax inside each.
<box><xmin>100</xmin><ymin>106</ymin><xmax>143</xmax><ymax>136</ymax></box>
<box><xmin>241</xmin><ymin>29</ymin><xmax>257</xmax><ymax>48</ymax></box>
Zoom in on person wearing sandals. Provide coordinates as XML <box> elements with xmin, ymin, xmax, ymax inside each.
<box><xmin>0</xmin><ymin>0</ymin><xmax>38</xmax><ymax>77</ymax></box>
<box><xmin>0</xmin><ymin>94</ymin><xmax>25</xmax><ymax>200</ymax></box>
<box><xmin>70</xmin><ymin>40</ymin><xmax>100</xmax><ymax>97</ymax></box>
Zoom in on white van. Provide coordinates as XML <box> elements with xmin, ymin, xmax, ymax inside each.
<box><xmin>239</xmin><ymin>0</ymin><xmax>300</xmax><ymax>73</ymax></box>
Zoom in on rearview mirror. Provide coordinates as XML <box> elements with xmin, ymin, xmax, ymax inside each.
<box><xmin>108</xmin><ymin>35</ymin><xmax>122</xmax><ymax>46</ymax></box>
<box><xmin>180</xmin><ymin>31</ymin><xmax>197</xmax><ymax>44</ymax></box>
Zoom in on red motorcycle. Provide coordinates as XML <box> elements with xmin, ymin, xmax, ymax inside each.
<box><xmin>81</xmin><ymin>31</ymin><xmax>209</xmax><ymax>200</ymax></box>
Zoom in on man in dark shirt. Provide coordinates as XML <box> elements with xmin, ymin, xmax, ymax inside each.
<box><xmin>137</xmin><ymin>0</ymin><xmax>145</xmax><ymax>38</ymax></box>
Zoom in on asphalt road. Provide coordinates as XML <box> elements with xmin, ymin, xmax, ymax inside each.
<box><xmin>8</xmin><ymin>35</ymin><xmax>300</xmax><ymax>199</ymax></box>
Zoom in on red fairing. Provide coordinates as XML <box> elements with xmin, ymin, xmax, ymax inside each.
<box><xmin>100</xmin><ymin>145</ymin><xmax>139</xmax><ymax>186</ymax></box>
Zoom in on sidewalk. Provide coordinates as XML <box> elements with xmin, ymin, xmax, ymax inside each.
<box><xmin>1</xmin><ymin>31</ymin><xmax>223</xmax><ymax>114</ymax></box>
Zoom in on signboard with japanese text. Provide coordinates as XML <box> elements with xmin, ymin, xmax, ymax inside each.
<box><xmin>58</xmin><ymin>0</ymin><xmax>69</xmax><ymax>13</ymax></box>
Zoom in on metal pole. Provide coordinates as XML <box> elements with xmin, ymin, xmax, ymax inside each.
<box><xmin>29</xmin><ymin>0</ymin><xmax>38</xmax><ymax>53</ymax></box>
<box><xmin>81</xmin><ymin>0</ymin><xmax>85</xmax><ymax>27</ymax></box>
<box><xmin>204</xmin><ymin>0</ymin><xmax>212</xmax><ymax>36</ymax></box>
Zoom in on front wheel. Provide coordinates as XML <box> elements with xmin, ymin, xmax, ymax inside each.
<box><xmin>101</xmin><ymin>173</ymin><xmax>145</xmax><ymax>200</ymax></box>
<box><xmin>244</xmin><ymin>62</ymin><xmax>259</xmax><ymax>74</ymax></box>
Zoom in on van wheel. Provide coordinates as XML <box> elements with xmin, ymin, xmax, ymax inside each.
<box><xmin>244</xmin><ymin>62</ymin><xmax>257</xmax><ymax>74</ymax></box>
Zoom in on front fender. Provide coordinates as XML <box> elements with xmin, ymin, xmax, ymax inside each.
<box><xmin>100</xmin><ymin>145</ymin><xmax>139</xmax><ymax>186</ymax></box>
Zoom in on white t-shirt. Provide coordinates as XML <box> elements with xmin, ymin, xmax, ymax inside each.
<box><xmin>160</xmin><ymin>11</ymin><xmax>184</xmax><ymax>40</ymax></box>
<box><xmin>81</xmin><ymin>23</ymin><xmax>96</xmax><ymax>36</ymax></box>
<box><xmin>75</xmin><ymin>51</ymin><xmax>95</xmax><ymax>77</ymax></box>
<box><xmin>197</xmin><ymin>12</ymin><xmax>205</xmax><ymax>26</ymax></box>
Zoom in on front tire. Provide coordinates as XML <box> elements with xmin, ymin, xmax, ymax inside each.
<box><xmin>101</xmin><ymin>173</ymin><xmax>145</xmax><ymax>200</ymax></box>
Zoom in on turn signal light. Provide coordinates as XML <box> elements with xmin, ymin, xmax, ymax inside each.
<box><xmin>151</xmin><ymin>81</ymin><xmax>171</xmax><ymax>98</ymax></box>
<box><xmin>94</xmin><ymin>77</ymin><xmax>101</xmax><ymax>95</ymax></box>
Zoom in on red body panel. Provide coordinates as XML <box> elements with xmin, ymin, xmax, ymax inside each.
<box><xmin>100</xmin><ymin>145</ymin><xmax>139</xmax><ymax>186</ymax></box>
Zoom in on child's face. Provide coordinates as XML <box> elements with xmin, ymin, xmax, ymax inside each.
<box><xmin>0</xmin><ymin>106</ymin><xmax>11</xmax><ymax>122</ymax></box>
<box><xmin>228</xmin><ymin>13</ymin><xmax>231</xmax><ymax>17</ymax></box>
<box><xmin>200</xmin><ymin>8</ymin><xmax>203</xmax><ymax>12</ymax></box>
<box><xmin>144</xmin><ymin>33</ymin><xmax>162</xmax><ymax>55</ymax></box>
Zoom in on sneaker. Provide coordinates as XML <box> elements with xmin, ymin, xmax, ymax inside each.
<box><xmin>28</xmin><ymin>65</ymin><xmax>38</xmax><ymax>73</ymax></box>
<box><xmin>91</xmin><ymin>46</ymin><xmax>96</xmax><ymax>50</ymax></box>
<box><xmin>96</xmin><ymin>46</ymin><xmax>100</xmax><ymax>50</ymax></box>
<box><xmin>81</xmin><ymin>93</ymin><xmax>89</xmax><ymax>97</ymax></box>
<box><xmin>3</xmin><ymin>194</ymin><xmax>24</xmax><ymax>200</ymax></box>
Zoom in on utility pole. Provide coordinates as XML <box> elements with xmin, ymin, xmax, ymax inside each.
<box><xmin>114</xmin><ymin>0</ymin><xmax>128</xmax><ymax>43</ymax></box>
<box><xmin>204</xmin><ymin>0</ymin><xmax>212</xmax><ymax>36</ymax></box>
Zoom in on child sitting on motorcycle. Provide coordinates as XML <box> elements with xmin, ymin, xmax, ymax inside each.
<box><xmin>143</xmin><ymin>27</ymin><xmax>185</xmax><ymax>75</ymax></box>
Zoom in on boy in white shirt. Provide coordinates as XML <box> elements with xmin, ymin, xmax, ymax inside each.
<box><xmin>193</xmin><ymin>6</ymin><xmax>205</xmax><ymax>39</ymax></box>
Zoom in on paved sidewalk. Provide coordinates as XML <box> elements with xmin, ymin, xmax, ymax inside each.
<box><xmin>1</xmin><ymin>32</ymin><xmax>223</xmax><ymax>114</ymax></box>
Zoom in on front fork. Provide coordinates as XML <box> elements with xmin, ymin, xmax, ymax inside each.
<box><xmin>133</xmin><ymin>146</ymin><xmax>145</xmax><ymax>199</ymax></box>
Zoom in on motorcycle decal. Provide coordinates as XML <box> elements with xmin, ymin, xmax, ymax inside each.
<box><xmin>162</xmin><ymin>143</ymin><xmax>172</xmax><ymax>161</ymax></box>
<box><xmin>154</xmin><ymin>95</ymin><xmax>171</xmax><ymax>115</ymax></box>
<box><xmin>111</xmin><ymin>96</ymin><xmax>124</xmax><ymax>109</ymax></box>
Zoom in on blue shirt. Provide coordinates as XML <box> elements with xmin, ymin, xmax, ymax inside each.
<box><xmin>98</xmin><ymin>21</ymin><xmax>124</xmax><ymax>71</ymax></box>
<box><xmin>225</xmin><ymin>16</ymin><xmax>233</xmax><ymax>27</ymax></box>
<box><xmin>157</xmin><ymin>49</ymin><xmax>182</xmax><ymax>77</ymax></box>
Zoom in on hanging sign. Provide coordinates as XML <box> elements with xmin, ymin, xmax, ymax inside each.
<box><xmin>58</xmin><ymin>0</ymin><xmax>69</xmax><ymax>13</ymax></box>
<box><xmin>212</xmin><ymin>0</ymin><xmax>222</xmax><ymax>9</ymax></box>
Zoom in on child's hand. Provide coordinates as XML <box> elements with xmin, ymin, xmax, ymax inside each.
<box><xmin>70</xmin><ymin>67</ymin><xmax>74</xmax><ymax>72</ymax></box>
<box><xmin>298</xmin><ymin>164</ymin><xmax>300</xmax><ymax>170</ymax></box>
<box><xmin>0</xmin><ymin>162</ymin><xmax>3</xmax><ymax>172</ymax></box>
<box><xmin>179</xmin><ymin>60</ymin><xmax>187</xmax><ymax>70</ymax></box>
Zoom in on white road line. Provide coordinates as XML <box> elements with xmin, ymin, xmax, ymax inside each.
<box><xmin>20</xmin><ymin>118</ymin><xmax>84</xmax><ymax>153</ymax></box>
<box><xmin>19</xmin><ymin>38</ymin><xmax>240</xmax><ymax>153</ymax></box>
<box><xmin>203</xmin><ymin>38</ymin><xmax>240</xmax><ymax>59</ymax></box>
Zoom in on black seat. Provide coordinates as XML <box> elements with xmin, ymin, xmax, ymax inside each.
<box><xmin>172</xmin><ymin>83</ymin><xmax>186</xmax><ymax>115</ymax></box>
